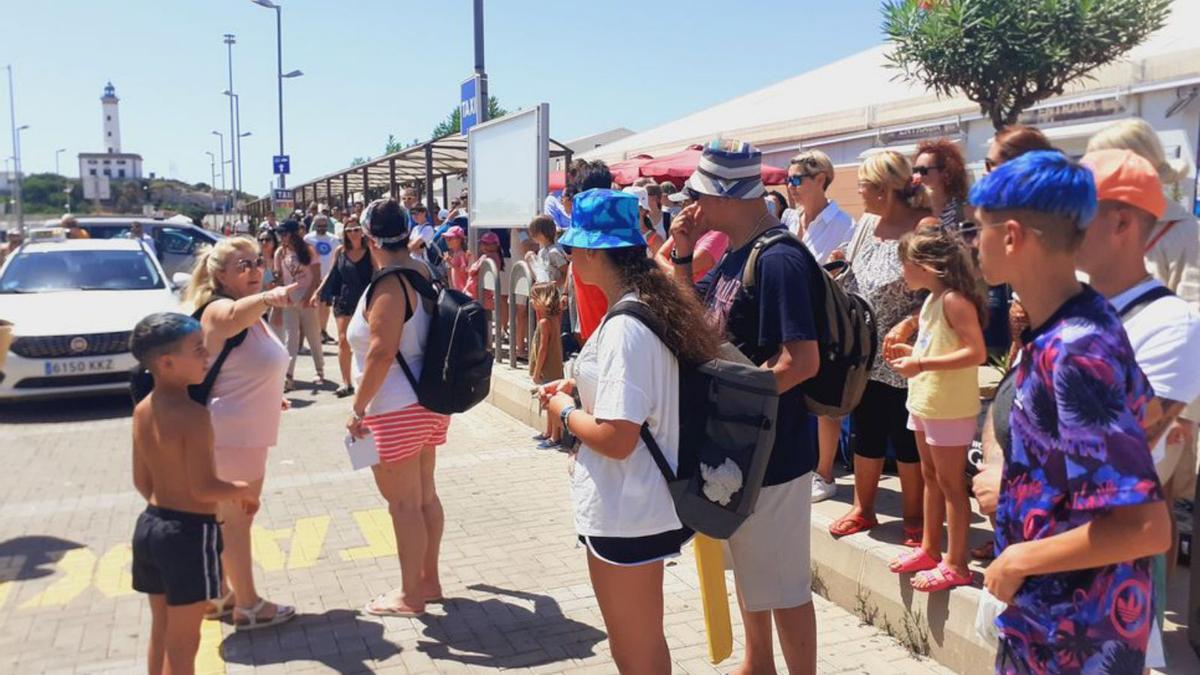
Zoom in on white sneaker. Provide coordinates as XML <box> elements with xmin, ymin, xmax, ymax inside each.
<box><xmin>811</xmin><ymin>474</ymin><xmax>837</xmax><ymax>503</ymax></box>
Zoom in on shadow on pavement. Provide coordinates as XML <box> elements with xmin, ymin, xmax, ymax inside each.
<box><xmin>0</xmin><ymin>536</ymin><xmax>86</xmax><ymax>583</ymax></box>
<box><xmin>220</xmin><ymin>608</ymin><xmax>400</xmax><ymax>674</ymax></box>
<box><xmin>415</xmin><ymin>583</ymin><xmax>606</xmax><ymax>668</ymax></box>
<box><xmin>0</xmin><ymin>394</ymin><xmax>131</xmax><ymax>424</ymax></box>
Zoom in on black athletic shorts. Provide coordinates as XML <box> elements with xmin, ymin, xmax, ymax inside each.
<box><xmin>132</xmin><ymin>505</ymin><xmax>223</xmax><ymax>606</ymax></box>
<box><xmin>579</xmin><ymin>526</ymin><xmax>694</xmax><ymax>566</ymax></box>
<box><xmin>851</xmin><ymin>379</ymin><xmax>920</xmax><ymax>464</ymax></box>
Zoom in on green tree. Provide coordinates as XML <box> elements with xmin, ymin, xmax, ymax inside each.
<box><xmin>430</xmin><ymin>96</ymin><xmax>507</xmax><ymax>138</ymax></box>
<box><xmin>881</xmin><ymin>0</ymin><xmax>1171</xmax><ymax>129</ymax></box>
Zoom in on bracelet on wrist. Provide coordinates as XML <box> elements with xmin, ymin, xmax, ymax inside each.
<box><xmin>559</xmin><ymin>404</ymin><xmax>576</xmax><ymax>431</ymax></box>
<box><xmin>669</xmin><ymin>248</ymin><xmax>694</xmax><ymax>265</ymax></box>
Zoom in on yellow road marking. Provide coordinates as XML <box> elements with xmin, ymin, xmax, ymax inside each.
<box><xmin>19</xmin><ymin>547</ymin><xmax>97</xmax><ymax>609</ymax></box>
<box><xmin>287</xmin><ymin>515</ymin><xmax>331</xmax><ymax>569</ymax></box>
<box><xmin>195</xmin><ymin>615</ymin><xmax>226</xmax><ymax>674</ymax></box>
<box><xmin>93</xmin><ymin>543</ymin><xmax>135</xmax><ymax>598</ymax></box>
<box><xmin>250</xmin><ymin>526</ymin><xmax>289</xmax><ymax>572</ymax></box>
<box><xmin>339</xmin><ymin>508</ymin><xmax>396</xmax><ymax>561</ymax></box>
<box><xmin>0</xmin><ymin>581</ymin><xmax>11</xmax><ymax>609</ymax></box>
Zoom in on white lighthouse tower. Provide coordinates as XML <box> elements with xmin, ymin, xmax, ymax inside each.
<box><xmin>102</xmin><ymin>81</ymin><xmax>121</xmax><ymax>153</ymax></box>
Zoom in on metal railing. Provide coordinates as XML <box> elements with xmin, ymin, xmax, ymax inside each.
<box><xmin>477</xmin><ymin>256</ymin><xmax>503</xmax><ymax>359</ymax></box>
<box><xmin>507</xmin><ymin>260</ymin><xmax>537</xmax><ymax>369</ymax></box>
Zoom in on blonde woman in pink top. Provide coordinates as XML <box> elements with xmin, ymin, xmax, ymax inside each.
<box><xmin>184</xmin><ymin>235</ymin><xmax>299</xmax><ymax>632</ymax></box>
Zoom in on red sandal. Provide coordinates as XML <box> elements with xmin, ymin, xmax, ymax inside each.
<box><xmin>829</xmin><ymin>513</ymin><xmax>878</xmax><ymax>537</ymax></box>
<box><xmin>911</xmin><ymin>562</ymin><xmax>972</xmax><ymax>593</ymax></box>
<box><xmin>889</xmin><ymin>548</ymin><xmax>940</xmax><ymax>574</ymax></box>
<box><xmin>903</xmin><ymin>526</ymin><xmax>923</xmax><ymax>548</ymax></box>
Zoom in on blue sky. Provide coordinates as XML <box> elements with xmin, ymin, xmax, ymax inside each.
<box><xmin>3</xmin><ymin>1</ymin><xmax>883</xmax><ymax>194</ymax></box>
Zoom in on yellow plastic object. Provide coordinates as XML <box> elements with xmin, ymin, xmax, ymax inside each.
<box><xmin>693</xmin><ymin>534</ymin><xmax>733</xmax><ymax>664</ymax></box>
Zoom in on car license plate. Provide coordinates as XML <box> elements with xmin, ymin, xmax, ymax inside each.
<box><xmin>43</xmin><ymin>357</ymin><xmax>116</xmax><ymax>376</ymax></box>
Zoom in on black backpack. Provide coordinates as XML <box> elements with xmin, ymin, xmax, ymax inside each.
<box><xmin>129</xmin><ymin>299</ymin><xmax>249</xmax><ymax>405</ymax></box>
<box><xmin>603</xmin><ymin>301</ymin><xmax>780</xmax><ymax>539</ymax></box>
<box><xmin>736</xmin><ymin>228</ymin><xmax>877</xmax><ymax>417</ymax></box>
<box><xmin>365</xmin><ymin>265</ymin><xmax>493</xmax><ymax>415</ymax></box>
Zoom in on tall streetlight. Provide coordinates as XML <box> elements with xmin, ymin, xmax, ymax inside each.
<box><xmin>223</xmin><ymin>34</ymin><xmax>238</xmax><ymax>211</ymax></box>
<box><xmin>223</xmin><ymin>91</ymin><xmax>247</xmax><ymax>206</ymax></box>
<box><xmin>54</xmin><ymin>148</ymin><xmax>66</xmax><ymax>176</ymax></box>
<box><xmin>251</xmin><ymin>0</ymin><xmax>302</xmax><ymax>190</ymax></box>
<box><xmin>205</xmin><ymin>150</ymin><xmax>218</xmax><ymax>219</ymax></box>
<box><xmin>212</xmin><ymin>130</ymin><xmax>227</xmax><ymax>227</ymax></box>
<box><xmin>6</xmin><ymin>65</ymin><xmax>25</xmax><ymax>235</ymax></box>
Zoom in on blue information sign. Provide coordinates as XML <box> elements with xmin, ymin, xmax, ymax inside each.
<box><xmin>273</xmin><ymin>155</ymin><xmax>290</xmax><ymax>175</ymax></box>
<box><xmin>460</xmin><ymin>76</ymin><xmax>482</xmax><ymax>137</ymax></box>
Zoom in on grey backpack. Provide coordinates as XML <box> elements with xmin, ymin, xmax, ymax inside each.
<box><xmin>604</xmin><ymin>301</ymin><xmax>779</xmax><ymax>539</ymax></box>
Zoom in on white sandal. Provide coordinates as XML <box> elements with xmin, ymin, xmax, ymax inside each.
<box><xmin>204</xmin><ymin>591</ymin><xmax>234</xmax><ymax>620</ymax></box>
<box><xmin>233</xmin><ymin>599</ymin><xmax>296</xmax><ymax>632</ymax></box>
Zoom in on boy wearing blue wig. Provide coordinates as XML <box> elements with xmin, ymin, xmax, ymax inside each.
<box><xmin>970</xmin><ymin>151</ymin><xmax>1171</xmax><ymax>673</ymax></box>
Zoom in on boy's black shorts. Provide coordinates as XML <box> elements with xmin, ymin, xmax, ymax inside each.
<box><xmin>131</xmin><ymin>505</ymin><xmax>222</xmax><ymax>606</ymax></box>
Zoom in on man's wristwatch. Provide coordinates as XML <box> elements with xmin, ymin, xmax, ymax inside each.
<box><xmin>559</xmin><ymin>405</ymin><xmax>576</xmax><ymax>431</ymax></box>
<box><xmin>669</xmin><ymin>248</ymin><xmax>694</xmax><ymax>265</ymax></box>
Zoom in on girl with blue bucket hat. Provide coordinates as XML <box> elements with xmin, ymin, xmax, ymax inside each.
<box><xmin>541</xmin><ymin>188</ymin><xmax>722</xmax><ymax>672</ymax></box>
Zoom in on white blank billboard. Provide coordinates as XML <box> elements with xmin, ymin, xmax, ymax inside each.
<box><xmin>468</xmin><ymin>104</ymin><xmax>549</xmax><ymax>230</ymax></box>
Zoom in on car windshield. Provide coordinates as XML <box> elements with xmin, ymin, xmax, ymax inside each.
<box><xmin>0</xmin><ymin>249</ymin><xmax>164</xmax><ymax>293</ymax></box>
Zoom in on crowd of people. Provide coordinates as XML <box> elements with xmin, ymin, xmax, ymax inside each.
<box><xmin>124</xmin><ymin>113</ymin><xmax>1199</xmax><ymax>675</ymax></box>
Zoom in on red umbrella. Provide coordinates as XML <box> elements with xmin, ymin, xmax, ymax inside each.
<box><xmin>608</xmin><ymin>154</ymin><xmax>654</xmax><ymax>186</ymax></box>
<box><xmin>639</xmin><ymin>144</ymin><xmax>788</xmax><ymax>186</ymax></box>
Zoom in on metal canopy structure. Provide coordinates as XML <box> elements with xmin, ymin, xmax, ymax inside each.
<box><xmin>254</xmin><ymin>132</ymin><xmax>574</xmax><ymax>215</ymax></box>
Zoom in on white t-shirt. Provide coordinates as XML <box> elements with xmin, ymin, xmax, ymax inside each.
<box><xmin>1112</xmin><ymin>278</ymin><xmax>1200</xmax><ymax>464</ymax></box>
<box><xmin>411</xmin><ymin>224</ymin><xmax>435</xmax><ymax>247</ymax></box>
<box><xmin>570</xmin><ymin>293</ymin><xmax>682</xmax><ymax>538</ymax></box>
<box><xmin>784</xmin><ymin>200</ymin><xmax>856</xmax><ymax>264</ymax></box>
<box><xmin>533</xmin><ymin>244</ymin><xmax>568</xmax><ymax>284</ymax></box>
<box><xmin>304</xmin><ymin>232</ymin><xmax>338</xmax><ymax>278</ymax></box>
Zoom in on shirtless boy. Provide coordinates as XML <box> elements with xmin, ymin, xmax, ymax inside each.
<box><xmin>128</xmin><ymin>313</ymin><xmax>258</xmax><ymax>675</ymax></box>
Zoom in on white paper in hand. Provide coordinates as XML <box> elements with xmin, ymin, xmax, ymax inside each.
<box><xmin>344</xmin><ymin>433</ymin><xmax>379</xmax><ymax>470</ymax></box>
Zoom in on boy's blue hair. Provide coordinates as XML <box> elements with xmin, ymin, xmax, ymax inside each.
<box><xmin>130</xmin><ymin>312</ymin><xmax>201</xmax><ymax>367</ymax></box>
<box><xmin>968</xmin><ymin>150</ymin><xmax>1097</xmax><ymax>229</ymax></box>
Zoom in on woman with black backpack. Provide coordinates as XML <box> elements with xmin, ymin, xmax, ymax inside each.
<box><xmin>183</xmin><ymin>236</ymin><xmax>298</xmax><ymax>631</ymax></box>
<box><xmin>541</xmin><ymin>189</ymin><xmax>720</xmax><ymax>674</ymax></box>
<box><xmin>348</xmin><ymin>198</ymin><xmax>450</xmax><ymax>619</ymax></box>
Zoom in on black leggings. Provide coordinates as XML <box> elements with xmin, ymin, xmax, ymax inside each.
<box><xmin>851</xmin><ymin>379</ymin><xmax>919</xmax><ymax>464</ymax></box>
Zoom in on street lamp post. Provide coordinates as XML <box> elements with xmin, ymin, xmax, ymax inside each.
<box><xmin>55</xmin><ymin>148</ymin><xmax>65</xmax><ymax>176</ymax></box>
<box><xmin>212</xmin><ymin>130</ymin><xmax>227</xmax><ymax>228</ymax></box>
<box><xmin>6</xmin><ymin>64</ymin><xmax>25</xmax><ymax>235</ymax></box>
<box><xmin>223</xmin><ymin>34</ymin><xmax>238</xmax><ymax>213</ymax></box>
<box><xmin>251</xmin><ymin>0</ymin><xmax>302</xmax><ymax>190</ymax></box>
<box><xmin>205</xmin><ymin>150</ymin><xmax>218</xmax><ymax>222</ymax></box>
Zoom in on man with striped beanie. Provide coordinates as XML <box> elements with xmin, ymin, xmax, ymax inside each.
<box><xmin>670</xmin><ymin>139</ymin><xmax>823</xmax><ymax>673</ymax></box>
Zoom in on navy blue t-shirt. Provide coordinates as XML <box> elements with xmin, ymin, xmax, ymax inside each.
<box><xmin>696</xmin><ymin>226</ymin><xmax>819</xmax><ymax>486</ymax></box>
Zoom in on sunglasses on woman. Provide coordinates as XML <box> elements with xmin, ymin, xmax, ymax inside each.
<box><xmin>786</xmin><ymin>174</ymin><xmax>816</xmax><ymax>187</ymax></box>
<box><xmin>233</xmin><ymin>256</ymin><xmax>266</xmax><ymax>273</ymax></box>
<box><xmin>912</xmin><ymin>165</ymin><xmax>944</xmax><ymax>176</ymax></box>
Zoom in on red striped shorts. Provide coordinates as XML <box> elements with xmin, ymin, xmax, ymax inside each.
<box><xmin>362</xmin><ymin>404</ymin><xmax>451</xmax><ymax>464</ymax></box>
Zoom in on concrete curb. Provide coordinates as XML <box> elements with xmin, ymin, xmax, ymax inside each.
<box><xmin>485</xmin><ymin>365</ymin><xmax>997</xmax><ymax>674</ymax></box>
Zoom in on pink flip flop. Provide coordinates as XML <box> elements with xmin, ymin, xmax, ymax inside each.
<box><xmin>889</xmin><ymin>548</ymin><xmax>940</xmax><ymax>574</ymax></box>
<box><xmin>911</xmin><ymin>562</ymin><xmax>972</xmax><ymax>593</ymax></box>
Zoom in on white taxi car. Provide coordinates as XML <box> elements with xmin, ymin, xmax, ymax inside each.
<box><xmin>0</xmin><ymin>232</ymin><xmax>184</xmax><ymax>400</ymax></box>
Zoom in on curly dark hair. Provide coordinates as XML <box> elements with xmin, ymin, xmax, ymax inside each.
<box><xmin>602</xmin><ymin>247</ymin><xmax>720</xmax><ymax>365</ymax></box>
<box><xmin>915</xmin><ymin>139</ymin><xmax>968</xmax><ymax>201</ymax></box>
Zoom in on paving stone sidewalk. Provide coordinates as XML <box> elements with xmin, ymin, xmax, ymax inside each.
<box><xmin>0</xmin><ymin>352</ymin><xmax>951</xmax><ymax>674</ymax></box>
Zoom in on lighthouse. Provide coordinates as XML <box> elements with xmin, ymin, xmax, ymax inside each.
<box><xmin>78</xmin><ymin>81</ymin><xmax>144</xmax><ymax>199</ymax></box>
<box><xmin>102</xmin><ymin>81</ymin><xmax>121</xmax><ymax>154</ymax></box>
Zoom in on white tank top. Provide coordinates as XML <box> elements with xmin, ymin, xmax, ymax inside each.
<box><xmin>347</xmin><ymin>277</ymin><xmax>431</xmax><ymax>415</ymax></box>
<box><xmin>209</xmin><ymin>320</ymin><xmax>290</xmax><ymax>448</ymax></box>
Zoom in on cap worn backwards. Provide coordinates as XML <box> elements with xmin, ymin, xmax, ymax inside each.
<box><xmin>1080</xmin><ymin>148</ymin><xmax>1167</xmax><ymax>220</ymax></box>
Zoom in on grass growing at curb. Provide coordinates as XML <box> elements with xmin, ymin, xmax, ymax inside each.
<box><xmin>852</xmin><ymin>583</ymin><xmax>931</xmax><ymax>658</ymax></box>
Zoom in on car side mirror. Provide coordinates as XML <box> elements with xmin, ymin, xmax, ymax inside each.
<box><xmin>171</xmin><ymin>272</ymin><xmax>191</xmax><ymax>292</ymax></box>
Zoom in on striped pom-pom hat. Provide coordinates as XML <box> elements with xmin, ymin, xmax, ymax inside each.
<box><xmin>684</xmin><ymin>139</ymin><xmax>765</xmax><ymax>200</ymax></box>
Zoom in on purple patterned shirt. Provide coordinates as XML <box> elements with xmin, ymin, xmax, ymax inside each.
<box><xmin>995</xmin><ymin>287</ymin><xmax>1163</xmax><ymax>674</ymax></box>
